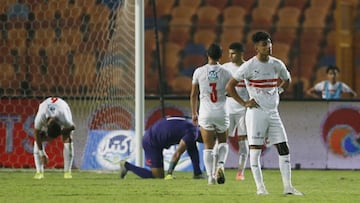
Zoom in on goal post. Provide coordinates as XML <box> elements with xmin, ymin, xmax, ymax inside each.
<box><xmin>0</xmin><ymin>0</ymin><xmax>144</xmax><ymax>170</ymax></box>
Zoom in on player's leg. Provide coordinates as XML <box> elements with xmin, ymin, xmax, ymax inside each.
<box><xmin>215</xmin><ymin>131</ymin><xmax>228</xmax><ymax>184</ymax></box>
<box><xmin>246</xmin><ymin>108</ymin><xmax>268</xmax><ymax>195</ymax></box>
<box><xmin>199</xmin><ymin>126</ymin><xmax>216</xmax><ymax>184</ymax></box>
<box><xmin>237</xmin><ymin>135</ymin><xmax>248</xmax><ymax>180</ymax></box>
<box><xmin>269</xmin><ymin>116</ymin><xmax>303</xmax><ymax>195</ymax></box>
<box><xmin>119</xmin><ymin>160</ymin><xmax>155</xmax><ymax>179</ymax></box>
<box><xmin>236</xmin><ymin>113</ymin><xmax>248</xmax><ymax>180</ymax></box>
<box><xmin>33</xmin><ymin>141</ymin><xmax>45</xmax><ymax>179</ymax></box>
<box><xmin>62</xmin><ymin>131</ymin><xmax>74</xmax><ymax>179</ymax></box>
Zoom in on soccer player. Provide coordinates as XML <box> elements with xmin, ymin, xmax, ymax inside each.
<box><xmin>225</xmin><ymin>31</ymin><xmax>303</xmax><ymax>195</ymax></box>
<box><xmin>190</xmin><ymin>43</ymin><xmax>232</xmax><ymax>185</ymax></box>
<box><xmin>223</xmin><ymin>42</ymin><xmax>249</xmax><ymax>181</ymax></box>
<box><xmin>306</xmin><ymin>65</ymin><xmax>357</xmax><ymax>99</ymax></box>
<box><xmin>33</xmin><ymin>97</ymin><xmax>75</xmax><ymax>179</ymax></box>
<box><xmin>119</xmin><ymin>116</ymin><xmax>204</xmax><ymax>179</ymax></box>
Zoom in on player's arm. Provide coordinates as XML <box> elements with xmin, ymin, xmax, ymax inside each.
<box><xmin>306</xmin><ymin>86</ymin><xmax>321</xmax><ymax>99</ymax></box>
<box><xmin>190</xmin><ymin>84</ymin><xmax>199</xmax><ymax>125</ymax></box>
<box><xmin>166</xmin><ymin>139</ymin><xmax>187</xmax><ymax>176</ymax></box>
<box><xmin>34</xmin><ymin>128</ymin><xmax>48</xmax><ymax>165</ymax></box>
<box><xmin>226</xmin><ymin>78</ymin><xmax>258</xmax><ymax>108</ymax></box>
<box><xmin>278</xmin><ymin>78</ymin><xmax>290</xmax><ymax>94</ymax></box>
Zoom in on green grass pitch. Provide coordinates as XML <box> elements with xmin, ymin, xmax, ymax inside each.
<box><xmin>0</xmin><ymin>169</ymin><xmax>358</xmax><ymax>203</ymax></box>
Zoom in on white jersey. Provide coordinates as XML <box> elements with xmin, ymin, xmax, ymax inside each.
<box><xmin>223</xmin><ymin>62</ymin><xmax>249</xmax><ymax>114</ymax></box>
<box><xmin>313</xmin><ymin>80</ymin><xmax>354</xmax><ymax>99</ymax></box>
<box><xmin>233</xmin><ymin>56</ymin><xmax>290</xmax><ymax>112</ymax></box>
<box><xmin>34</xmin><ymin>97</ymin><xmax>74</xmax><ymax>130</ymax></box>
<box><xmin>192</xmin><ymin>63</ymin><xmax>232</xmax><ymax>117</ymax></box>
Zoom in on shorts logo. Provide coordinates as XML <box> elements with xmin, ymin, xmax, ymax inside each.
<box><xmin>321</xmin><ymin>106</ymin><xmax>360</xmax><ymax>157</ymax></box>
<box><xmin>96</xmin><ymin>130</ymin><xmax>135</xmax><ymax>170</ymax></box>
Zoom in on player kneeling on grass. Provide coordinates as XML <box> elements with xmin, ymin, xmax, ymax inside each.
<box><xmin>119</xmin><ymin>116</ymin><xmax>205</xmax><ymax>180</ymax></box>
<box><xmin>33</xmin><ymin>97</ymin><xmax>75</xmax><ymax>180</ymax></box>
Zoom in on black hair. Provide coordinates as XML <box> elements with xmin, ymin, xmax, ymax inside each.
<box><xmin>229</xmin><ymin>42</ymin><xmax>245</xmax><ymax>52</ymax></box>
<box><xmin>47</xmin><ymin>120</ymin><xmax>62</xmax><ymax>138</ymax></box>
<box><xmin>252</xmin><ymin>31</ymin><xmax>271</xmax><ymax>43</ymax></box>
<box><xmin>326</xmin><ymin>65</ymin><xmax>340</xmax><ymax>73</ymax></box>
<box><xmin>207</xmin><ymin>43</ymin><xmax>222</xmax><ymax>60</ymax></box>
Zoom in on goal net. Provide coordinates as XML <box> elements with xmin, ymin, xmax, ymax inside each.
<box><xmin>0</xmin><ymin>0</ymin><xmax>136</xmax><ymax>170</ymax></box>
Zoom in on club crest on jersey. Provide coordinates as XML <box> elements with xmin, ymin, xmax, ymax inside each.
<box><xmin>208</xmin><ymin>70</ymin><xmax>218</xmax><ymax>81</ymax></box>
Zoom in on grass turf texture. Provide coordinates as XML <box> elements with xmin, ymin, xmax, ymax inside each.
<box><xmin>0</xmin><ymin>169</ymin><xmax>358</xmax><ymax>203</ymax></box>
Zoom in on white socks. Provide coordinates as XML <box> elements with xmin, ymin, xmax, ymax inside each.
<box><xmin>63</xmin><ymin>142</ymin><xmax>74</xmax><ymax>173</ymax></box>
<box><xmin>33</xmin><ymin>142</ymin><xmax>44</xmax><ymax>173</ymax></box>
<box><xmin>217</xmin><ymin>143</ymin><xmax>229</xmax><ymax>168</ymax></box>
<box><xmin>250</xmin><ymin>149</ymin><xmax>264</xmax><ymax>189</ymax></box>
<box><xmin>238</xmin><ymin>140</ymin><xmax>249</xmax><ymax>173</ymax></box>
<box><xmin>279</xmin><ymin>154</ymin><xmax>292</xmax><ymax>189</ymax></box>
<box><xmin>203</xmin><ymin>149</ymin><xmax>214</xmax><ymax>177</ymax></box>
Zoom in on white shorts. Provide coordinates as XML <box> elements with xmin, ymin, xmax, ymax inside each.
<box><xmin>228</xmin><ymin>112</ymin><xmax>246</xmax><ymax>137</ymax></box>
<box><xmin>245</xmin><ymin>107</ymin><xmax>287</xmax><ymax>146</ymax></box>
<box><xmin>198</xmin><ymin>114</ymin><xmax>229</xmax><ymax>133</ymax></box>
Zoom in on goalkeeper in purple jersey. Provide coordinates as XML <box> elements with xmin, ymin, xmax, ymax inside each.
<box><xmin>119</xmin><ymin>116</ymin><xmax>204</xmax><ymax>179</ymax></box>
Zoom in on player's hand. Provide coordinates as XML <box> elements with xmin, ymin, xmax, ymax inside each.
<box><xmin>40</xmin><ymin>155</ymin><xmax>48</xmax><ymax>165</ymax></box>
<box><xmin>192</xmin><ymin>114</ymin><xmax>198</xmax><ymax>126</ymax></box>
<box><xmin>245</xmin><ymin>99</ymin><xmax>259</xmax><ymax>108</ymax></box>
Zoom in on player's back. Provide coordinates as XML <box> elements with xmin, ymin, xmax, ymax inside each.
<box><xmin>149</xmin><ymin>117</ymin><xmax>197</xmax><ymax>148</ymax></box>
<box><xmin>193</xmin><ymin>63</ymin><xmax>232</xmax><ymax>116</ymax></box>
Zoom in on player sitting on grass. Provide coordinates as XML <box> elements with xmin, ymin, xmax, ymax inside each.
<box><xmin>119</xmin><ymin>116</ymin><xmax>205</xmax><ymax>180</ymax></box>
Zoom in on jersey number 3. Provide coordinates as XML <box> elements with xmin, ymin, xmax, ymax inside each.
<box><xmin>209</xmin><ymin>83</ymin><xmax>217</xmax><ymax>103</ymax></box>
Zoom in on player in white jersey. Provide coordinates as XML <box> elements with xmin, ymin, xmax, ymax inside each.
<box><xmin>226</xmin><ymin>31</ymin><xmax>303</xmax><ymax>195</ymax></box>
<box><xmin>190</xmin><ymin>43</ymin><xmax>232</xmax><ymax>185</ymax></box>
<box><xmin>306</xmin><ymin>65</ymin><xmax>357</xmax><ymax>99</ymax></box>
<box><xmin>33</xmin><ymin>97</ymin><xmax>75</xmax><ymax>179</ymax></box>
<box><xmin>223</xmin><ymin>42</ymin><xmax>249</xmax><ymax>181</ymax></box>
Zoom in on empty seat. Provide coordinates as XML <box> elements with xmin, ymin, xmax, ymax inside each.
<box><xmin>170</xmin><ymin>5</ymin><xmax>197</xmax><ymax>21</ymax></box>
<box><xmin>257</xmin><ymin>0</ymin><xmax>281</xmax><ymax>10</ymax></box>
<box><xmin>249</xmin><ymin>7</ymin><xmax>276</xmax><ymax>30</ymax></box>
<box><xmin>231</xmin><ymin>0</ymin><xmax>256</xmax><ymax>15</ymax></box>
<box><xmin>167</xmin><ymin>18</ymin><xmax>192</xmax><ymax>46</ymax></box>
<box><xmin>193</xmin><ymin>29</ymin><xmax>217</xmax><ymax>48</ymax></box>
<box><xmin>178</xmin><ymin>0</ymin><xmax>202</xmax><ymax>8</ymax></box>
<box><xmin>195</xmin><ymin>5</ymin><xmax>221</xmax><ymax>31</ymax></box>
<box><xmin>222</xmin><ymin>6</ymin><xmax>247</xmax><ymax>22</ymax></box>
<box><xmin>282</xmin><ymin>0</ymin><xmax>308</xmax><ymax>11</ymax></box>
<box><xmin>203</xmin><ymin>0</ymin><xmax>228</xmax><ymax>11</ymax></box>
<box><xmin>169</xmin><ymin>76</ymin><xmax>192</xmax><ymax>95</ymax></box>
<box><xmin>276</xmin><ymin>7</ymin><xmax>301</xmax><ymax>31</ymax></box>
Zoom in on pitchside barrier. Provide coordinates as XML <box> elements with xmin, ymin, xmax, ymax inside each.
<box><xmin>1</xmin><ymin>98</ymin><xmax>360</xmax><ymax>171</ymax></box>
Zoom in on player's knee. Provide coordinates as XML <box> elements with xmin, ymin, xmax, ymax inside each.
<box><xmin>276</xmin><ymin>142</ymin><xmax>289</xmax><ymax>155</ymax></box>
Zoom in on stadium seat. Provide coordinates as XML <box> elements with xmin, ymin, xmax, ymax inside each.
<box><xmin>61</xmin><ymin>28</ymin><xmax>83</xmax><ymax>50</ymax></box>
<box><xmin>302</xmin><ymin>7</ymin><xmax>329</xmax><ymax>29</ymax></box>
<box><xmin>193</xmin><ymin>29</ymin><xmax>217</xmax><ymax>48</ymax></box>
<box><xmin>0</xmin><ymin>0</ymin><xmax>17</xmax><ymax>13</ymax></box>
<box><xmin>195</xmin><ymin>5</ymin><xmax>221</xmax><ymax>31</ymax></box>
<box><xmin>272</xmin><ymin>29</ymin><xmax>297</xmax><ymax>45</ymax></box>
<box><xmin>222</xmin><ymin>6</ymin><xmax>247</xmax><ymax>22</ymax></box>
<box><xmin>6</xmin><ymin>28</ymin><xmax>28</xmax><ymax>53</ymax></box>
<box><xmin>178</xmin><ymin>0</ymin><xmax>202</xmax><ymax>8</ymax></box>
<box><xmin>276</xmin><ymin>7</ymin><xmax>301</xmax><ymax>31</ymax></box>
<box><xmin>282</xmin><ymin>0</ymin><xmax>308</xmax><ymax>11</ymax></box>
<box><xmin>231</xmin><ymin>0</ymin><xmax>256</xmax><ymax>15</ymax></box>
<box><xmin>167</xmin><ymin>18</ymin><xmax>192</xmax><ymax>46</ymax></box>
<box><xmin>309</xmin><ymin>0</ymin><xmax>333</xmax><ymax>10</ymax></box>
<box><xmin>220</xmin><ymin>28</ymin><xmax>245</xmax><ymax>52</ymax></box>
<box><xmin>170</xmin><ymin>5</ymin><xmax>197</xmax><ymax>21</ymax></box>
<box><xmin>153</xmin><ymin>0</ymin><xmax>175</xmax><ymax>18</ymax></box>
<box><xmin>32</xmin><ymin>3</ymin><xmax>57</xmax><ymax>29</ymax></box>
<box><xmin>169</xmin><ymin>76</ymin><xmax>192</xmax><ymax>95</ymax></box>
<box><xmin>203</xmin><ymin>0</ymin><xmax>229</xmax><ymax>11</ymax></box>
<box><xmin>249</xmin><ymin>7</ymin><xmax>276</xmax><ymax>30</ymax></box>
<box><xmin>272</xmin><ymin>42</ymin><xmax>291</xmax><ymax>65</ymax></box>
<box><xmin>257</xmin><ymin>0</ymin><xmax>281</xmax><ymax>10</ymax></box>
